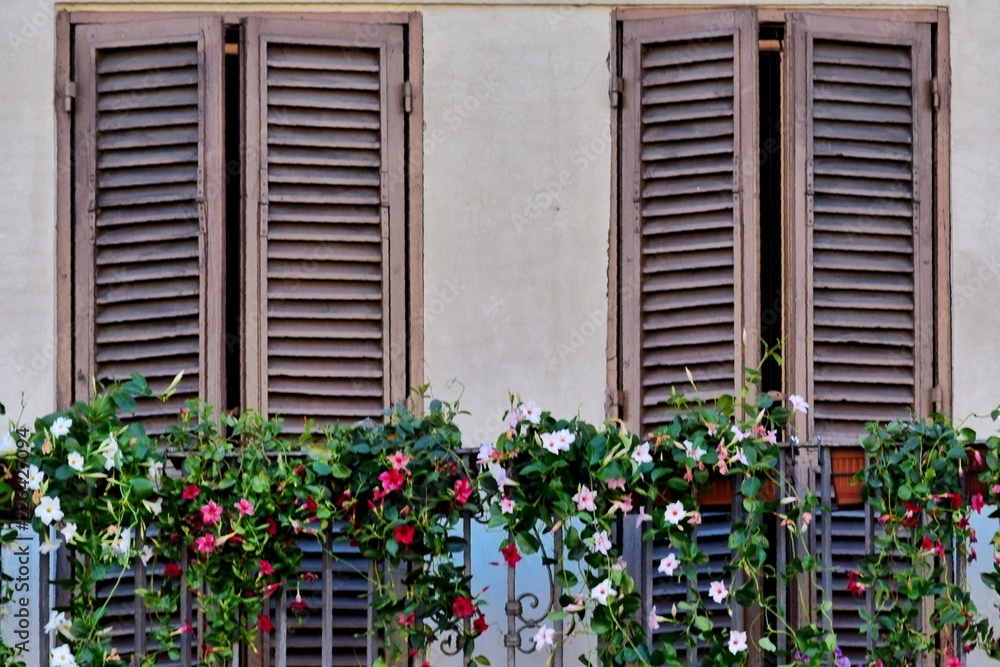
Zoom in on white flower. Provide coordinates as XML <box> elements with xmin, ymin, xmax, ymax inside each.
<box><xmin>541</xmin><ymin>429</ymin><xmax>574</xmax><ymax>455</ymax></box>
<box><xmin>658</xmin><ymin>553</ymin><xmax>679</xmax><ymax>576</ymax></box>
<box><xmin>683</xmin><ymin>440</ymin><xmax>706</xmax><ymax>462</ymax></box>
<box><xmin>664</xmin><ymin>501</ymin><xmax>686</xmax><ymax>525</ymax></box>
<box><xmin>648</xmin><ymin>605</ymin><xmax>662</xmax><ymax>631</ymax></box>
<box><xmin>488</xmin><ymin>463</ymin><xmax>512</xmax><ymax>488</ymax></box>
<box><xmin>563</xmin><ymin>593</ymin><xmax>586</xmax><ymax>613</ymax></box>
<box><xmin>635</xmin><ymin>506</ymin><xmax>652</xmax><ymax>528</ymax></box>
<box><xmin>708</xmin><ymin>580</ymin><xmax>729</xmax><ymax>604</ymax></box>
<box><xmin>477</xmin><ymin>441</ymin><xmax>495</xmax><ymax>467</ymax></box>
<box><xmin>102</xmin><ymin>434</ymin><xmax>119</xmax><ymax>470</ymax></box>
<box><xmin>572</xmin><ymin>484</ymin><xmax>597</xmax><ymax>512</ymax></box>
<box><xmin>112</xmin><ymin>527</ymin><xmax>132</xmax><ymax>556</ymax></box>
<box><xmin>26</xmin><ymin>464</ymin><xmax>44</xmax><ymax>490</ymax></box>
<box><xmin>788</xmin><ymin>394</ymin><xmax>809</xmax><ymax>414</ymax></box>
<box><xmin>44</xmin><ymin>611</ymin><xmax>73</xmax><ymax>638</ymax></box>
<box><xmin>0</xmin><ymin>430</ymin><xmax>16</xmax><ymax>457</ymax></box>
<box><xmin>500</xmin><ymin>496</ymin><xmax>515</xmax><ymax>514</ymax></box>
<box><xmin>140</xmin><ymin>545</ymin><xmax>154</xmax><ymax>565</ymax></box>
<box><xmin>731</xmin><ymin>425</ymin><xmax>749</xmax><ymax>442</ymax></box>
<box><xmin>50</xmin><ymin>417</ymin><xmax>72</xmax><ymax>439</ymax></box>
<box><xmin>67</xmin><ymin>452</ymin><xmax>84</xmax><ymax>472</ymax></box>
<box><xmin>148</xmin><ymin>461</ymin><xmax>164</xmax><ymax>490</ymax></box>
<box><xmin>632</xmin><ymin>442</ymin><xmax>653</xmax><ymax>464</ymax></box>
<box><xmin>592</xmin><ymin>530</ymin><xmax>612</xmax><ymax>555</ymax></box>
<box><xmin>532</xmin><ymin>625</ymin><xmax>555</xmax><ymax>650</ymax></box>
<box><xmin>732</xmin><ymin>448</ymin><xmax>749</xmax><ymax>466</ymax></box>
<box><xmin>143</xmin><ymin>497</ymin><xmax>163</xmax><ymax>517</ymax></box>
<box><xmin>50</xmin><ymin>644</ymin><xmax>79</xmax><ymax>667</ymax></box>
<box><xmin>39</xmin><ymin>536</ymin><xmax>62</xmax><ymax>555</ymax></box>
<box><xmin>60</xmin><ymin>523</ymin><xmax>77</xmax><ymax>544</ymax></box>
<box><xmin>590</xmin><ymin>578</ymin><xmax>617</xmax><ymax>605</ymax></box>
<box><xmin>728</xmin><ymin>630</ymin><xmax>748</xmax><ymax>654</ymax></box>
<box><xmin>519</xmin><ymin>400</ymin><xmax>542</xmax><ymax>425</ymax></box>
<box><xmin>35</xmin><ymin>496</ymin><xmax>63</xmax><ymax>525</ymax></box>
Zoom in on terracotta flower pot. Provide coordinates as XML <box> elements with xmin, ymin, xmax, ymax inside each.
<box><xmin>830</xmin><ymin>448</ymin><xmax>865</xmax><ymax>507</ymax></box>
<box><xmin>698</xmin><ymin>475</ymin><xmax>733</xmax><ymax>508</ymax></box>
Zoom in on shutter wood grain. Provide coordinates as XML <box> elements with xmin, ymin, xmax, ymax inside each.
<box><xmin>621</xmin><ymin>10</ymin><xmax>758</xmax><ymax>434</ymax></box>
<box><xmin>74</xmin><ymin>18</ymin><xmax>225</xmax><ymax>433</ymax></box>
<box><xmin>788</xmin><ymin>14</ymin><xmax>934</xmax><ymax>443</ymax></box>
<box><xmin>245</xmin><ymin>19</ymin><xmax>406</xmax><ymax>434</ymax></box>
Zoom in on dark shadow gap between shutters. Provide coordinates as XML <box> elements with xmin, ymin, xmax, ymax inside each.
<box><xmin>786</xmin><ymin>13</ymin><xmax>934</xmax><ymax>444</ymax></box>
<box><xmin>244</xmin><ymin>18</ymin><xmax>407</xmax><ymax>435</ymax></box>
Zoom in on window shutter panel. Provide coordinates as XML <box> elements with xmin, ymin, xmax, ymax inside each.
<box><xmin>245</xmin><ymin>18</ymin><xmax>407</xmax><ymax>433</ymax></box>
<box><xmin>73</xmin><ymin>18</ymin><xmax>226</xmax><ymax>430</ymax></box>
<box><xmin>620</xmin><ymin>10</ymin><xmax>758</xmax><ymax>434</ymax></box>
<box><xmin>787</xmin><ymin>14</ymin><xmax>934</xmax><ymax>443</ymax></box>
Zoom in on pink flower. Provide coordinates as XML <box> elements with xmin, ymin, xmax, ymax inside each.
<box><xmin>572</xmin><ymin>485</ymin><xmax>596</xmax><ymax>512</ymax></box>
<box><xmin>234</xmin><ymin>498</ymin><xmax>255</xmax><ymax>518</ymax></box>
<box><xmin>179</xmin><ymin>619</ymin><xmax>193</xmax><ymax>635</ymax></box>
<box><xmin>200</xmin><ymin>501</ymin><xmax>223</xmax><ymax>525</ymax></box>
<box><xmin>508</xmin><ymin>409</ymin><xmax>521</xmax><ymax>427</ymax></box>
<box><xmin>500</xmin><ymin>496</ymin><xmax>515</xmax><ymax>514</ymax></box>
<box><xmin>946</xmin><ymin>658</ymin><xmax>963</xmax><ymax>667</ymax></box>
<box><xmin>454</xmin><ymin>478</ymin><xmax>474</xmax><ymax>505</ymax></box>
<box><xmin>182</xmin><ymin>484</ymin><xmax>200</xmax><ymax>500</ymax></box>
<box><xmin>290</xmin><ymin>594</ymin><xmax>309</xmax><ymax>613</ymax></box>
<box><xmin>398</xmin><ymin>612</ymin><xmax>415</xmax><ymax>627</ymax></box>
<box><xmin>688</xmin><ymin>511</ymin><xmax>702</xmax><ymax>526</ymax></box>
<box><xmin>635</xmin><ymin>506</ymin><xmax>652</xmax><ymax>528</ymax></box>
<box><xmin>260</xmin><ymin>559</ymin><xmax>275</xmax><ymax>576</ymax></box>
<box><xmin>605</xmin><ymin>478</ymin><xmax>626</xmax><ymax>490</ymax></box>
<box><xmin>972</xmin><ymin>493</ymin><xmax>985</xmax><ymax>514</ymax></box>
<box><xmin>788</xmin><ymin>394</ymin><xmax>809</xmax><ymax>414</ymax></box>
<box><xmin>194</xmin><ymin>534</ymin><xmax>216</xmax><ymax>553</ymax></box>
<box><xmin>387</xmin><ymin>451</ymin><xmax>410</xmax><ymax>471</ymax></box>
<box><xmin>379</xmin><ymin>469</ymin><xmax>405</xmax><ymax>493</ymax></box>
<box><xmin>992</xmin><ymin>484</ymin><xmax>1000</xmax><ymax>495</ymax></box>
<box><xmin>610</xmin><ymin>494</ymin><xmax>634</xmax><ymax>515</ymax></box>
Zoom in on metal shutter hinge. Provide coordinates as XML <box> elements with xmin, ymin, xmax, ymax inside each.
<box><xmin>63</xmin><ymin>81</ymin><xmax>76</xmax><ymax>113</ymax></box>
<box><xmin>930</xmin><ymin>386</ymin><xmax>942</xmax><ymax>411</ymax></box>
<box><xmin>403</xmin><ymin>81</ymin><xmax>413</xmax><ymax>114</ymax></box>
<box><xmin>610</xmin><ymin>76</ymin><xmax>624</xmax><ymax>108</ymax></box>
<box><xmin>931</xmin><ymin>78</ymin><xmax>941</xmax><ymax>111</ymax></box>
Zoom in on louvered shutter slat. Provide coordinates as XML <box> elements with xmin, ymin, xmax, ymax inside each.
<box><xmin>791</xmin><ymin>15</ymin><xmax>933</xmax><ymax>443</ymax></box>
<box><xmin>621</xmin><ymin>10</ymin><xmax>757</xmax><ymax>434</ymax></box>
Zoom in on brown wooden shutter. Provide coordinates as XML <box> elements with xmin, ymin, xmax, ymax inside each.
<box><xmin>73</xmin><ymin>18</ymin><xmax>226</xmax><ymax>428</ymax></box>
<box><xmin>787</xmin><ymin>14</ymin><xmax>934</xmax><ymax>443</ymax></box>
<box><xmin>245</xmin><ymin>18</ymin><xmax>407</xmax><ymax>433</ymax></box>
<box><xmin>620</xmin><ymin>10</ymin><xmax>759</xmax><ymax>434</ymax></box>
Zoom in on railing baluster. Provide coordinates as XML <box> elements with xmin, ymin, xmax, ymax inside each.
<box><xmin>506</xmin><ymin>533</ymin><xmax>517</xmax><ymax>667</ymax></box>
<box><xmin>322</xmin><ymin>533</ymin><xmax>333</xmax><ymax>667</ymax></box>
<box><xmin>553</xmin><ymin>526</ymin><xmax>563</xmax><ymax>667</ymax></box>
<box><xmin>367</xmin><ymin>561</ymin><xmax>377</xmax><ymax>667</ymax></box>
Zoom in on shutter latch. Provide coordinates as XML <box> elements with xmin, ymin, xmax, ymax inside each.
<box><xmin>63</xmin><ymin>81</ymin><xmax>76</xmax><ymax>113</ymax></box>
<box><xmin>403</xmin><ymin>81</ymin><xmax>413</xmax><ymax>114</ymax></box>
<box><xmin>610</xmin><ymin>76</ymin><xmax>624</xmax><ymax>108</ymax></box>
<box><xmin>931</xmin><ymin>78</ymin><xmax>941</xmax><ymax>110</ymax></box>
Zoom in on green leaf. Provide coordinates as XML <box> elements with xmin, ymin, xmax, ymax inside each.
<box><xmin>741</xmin><ymin>476</ymin><xmax>761</xmax><ymax>498</ymax></box>
<box><xmin>555</xmin><ymin>569</ymin><xmax>578</xmax><ymax>588</ymax></box>
<box><xmin>112</xmin><ymin>391</ymin><xmax>137</xmax><ymax>415</ymax></box>
<box><xmin>312</xmin><ymin>461</ymin><xmax>332</xmax><ymax>476</ymax></box>
<box><xmin>474</xmin><ymin>656</ymin><xmax>490</xmax><ymax>665</ymax></box>
<box><xmin>758</xmin><ymin>636</ymin><xmax>776</xmax><ymax>652</ymax></box>
<box><xmin>329</xmin><ymin>463</ymin><xmax>351</xmax><ymax>479</ymax></box>
<box><xmin>130</xmin><ymin>477</ymin><xmax>154</xmax><ymax>500</ymax></box>
<box><xmin>693</xmin><ymin>615</ymin><xmax>713</xmax><ymax>633</ymax></box>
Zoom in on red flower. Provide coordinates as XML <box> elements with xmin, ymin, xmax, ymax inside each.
<box><xmin>398</xmin><ymin>612</ymin><xmax>415</xmax><ymax>627</ymax></box>
<box><xmin>260</xmin><ymin>559</ymin><xmax>275</xmax><ymax>577</ymax></box>
<box><xmin>501</xmin><ymin>543</ymin><xmax>521</xmax><ymax>569</ymax></box>
<box><xmin>164</xmin><ymin>563</ymin><xmax>183</xmax><ymax>578</ymax></box>
<box><xmin>473</xmin><ymin>613</ymin><xmax>488</xmax><ymax>635</ymax></box>
<box><xmin>947</xmin><ymin>658</ymin><xmax>963</xmax><ymax>667</ymax></box>
<box><xmin>972</xmin><ymin>493</ymin><xmax>985</xmax><ymax>513</ymax></box>
<box><xmin>395</xmin><ymin>524</ymin><xmax>415</xmax><ymax>547</ymax></box>
<box><xmin>182</xmin><ymin>484</ymin><xmax>201</xmax><ymax>500</ymax></box>
<box><xmin>948</xmin><ymin>492</ymin><xmax>963</xmax><ymax>509</ymax></box>
<box><xmin>301</xmin><ymin>572</ymin><xmax>320</xmax><ymax>582</ymax></box>
<box><xmin>902</xmin><ymin>502</ymin><xmax>922</xmax><ymax>528</ymax></box>
<box><xmin>179</xmin><ymin>619</ymin><xmax>193</xmax><ymax>635</ymax></box>
<box><xmin>847</xmin><ymin>570</ymin><xmax>866</xmax><ymax>597</ymax></box>
<box><xmin>262</xmin><ymin>582</ymin><xmax>281</xmax><ymax>598</ymax></box>
<box><xmin>454</xmin><ymin>478</ymin><xmax>474</xmax><ymax>505</ymax></box>
<box><xmin>257</xmin><ymin>614</ymin><xmax>274</xmax><ymax>633</ymax></box>
<box><xmin>266</xmin><ymin>517</ymin><xmax>278</xmax><ymax>535</ymax></box>
<box><xmin>379</xmin><ymin>469</ymin><xmax>406</xmax><ymax>493</ymax></box>
<box><xmin>453</xmin><ymin>596</ymin><xmax>474</xmax><ymax>618</ymax></box>
<box><xmin>290</xmin><ymin>594</ymin><xmax>309</xmax><ymax>613</ymax></box>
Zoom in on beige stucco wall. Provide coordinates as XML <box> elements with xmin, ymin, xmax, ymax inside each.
<box><xmin>3</xmin><ymin>0</ymin><xmax>1000</xmax><ymax>664</ymax></box>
